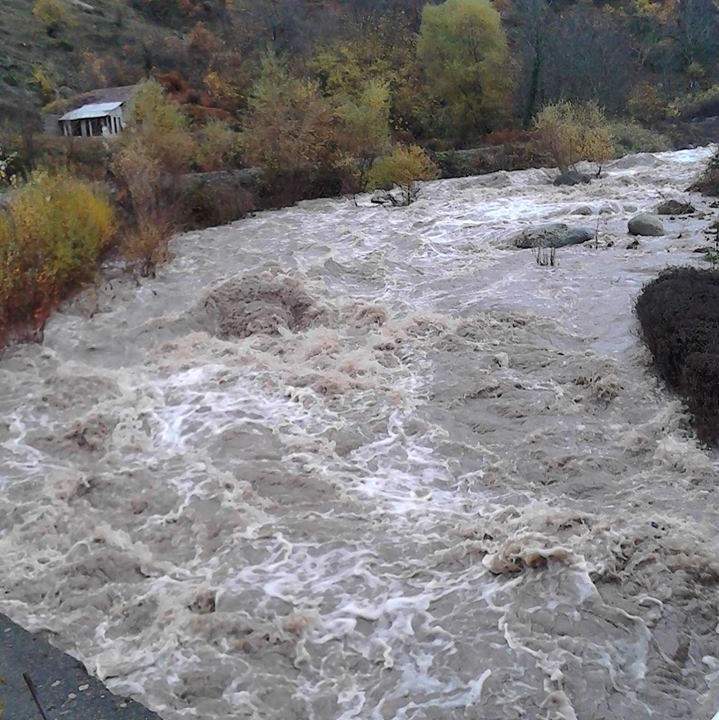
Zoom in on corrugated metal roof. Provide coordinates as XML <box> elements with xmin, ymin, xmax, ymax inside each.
<box><xmin>60</xmin><ymin>101</ymin><xmax>123</xmax><ymax>121</ymax></box>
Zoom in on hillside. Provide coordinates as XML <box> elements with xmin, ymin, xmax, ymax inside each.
<box><xmin>2</xmin><ymin>0</ymin><xmax>156</xmax><ymax>124</ymax></box>
<box><xmin>3</xmin><ymin>0</ymin><xmax>719</xmax><ymax>144</ymax></box>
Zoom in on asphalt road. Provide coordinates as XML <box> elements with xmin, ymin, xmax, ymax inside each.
<box><xmin>0</xmin><ymin>613</ymin><xmax>161</xmax><ymax>720</ymax></box>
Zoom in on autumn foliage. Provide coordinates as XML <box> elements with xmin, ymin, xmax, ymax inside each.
<box><xmin>534</xmin><ymin>101</ymin><xmax>615</xmax><ymax>173</ymax></box>
<box><xmin>0</xmin><ymin>172</ymin><xmax>115</xmax><ymax>337</ymax></box>
<box><xmin>367</xmin><ymin>145</ymin><xmax>439</xmax><ymax>205</ymax></box>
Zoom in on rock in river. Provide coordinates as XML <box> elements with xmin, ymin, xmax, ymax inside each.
<box><xmin>655</xmin><ymin>199</ymin><xmax>695</xmax><ymax>215</ymax></box>
<box><xmin>628</xmin><ymin>212</ymin><xmax>665</xmax><ymax>236</ymax></box>
<box><xmin>511</xmin><ymin>223</ymin><xmax>594</xmax><ymax>249</ymax></box>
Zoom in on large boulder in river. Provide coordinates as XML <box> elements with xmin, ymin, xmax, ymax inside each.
<box><xmin>628</xmin><ymin>213</ymin><xmax>664</xmax><ymax>236</ymax></box>
<box><xmin>655</xmin><ymin>199</ymin><xmax>695</xmax><ymax>215</ymax></box>
<box><xmin>553</xmin><ymin>170</ymin><xmax>592</xmax><ymax>187</ymax></box>
<box><xmin>511</xmin><ymin>223</ymin><xmax>594</xmax><ymax>249</ymax></box>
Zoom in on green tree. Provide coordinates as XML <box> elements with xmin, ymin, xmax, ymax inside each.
<box><xmin>417</xmin><ymin>0</ymin><xmax>513</xmax><ymax>145</ymax></box>
<box><xmin>124</xmin><ymin>78</ymin><xmax>193</xmax><ymax>175</ymax></box>
<box><xmin>335</xmin><ymin>79</ymin><xmax>392</xmax><ymax>191</ymax></box>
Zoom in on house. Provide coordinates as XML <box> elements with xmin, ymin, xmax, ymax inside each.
<box><xmin>46</xmin><ymin>85</ymin><xmax>139</xmax><ymax>138</ymax></box>
<box><xmin>59</xmin><ymin>101</ymin><xmax>126</xmax><ymax>137</ymax></box>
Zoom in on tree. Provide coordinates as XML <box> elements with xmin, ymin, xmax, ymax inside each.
<box><xmin>335</xmin><ymin>79</ymin><xmax>392</xmax><ymax>191</ymax></box>
<box><xmin>417</xmin><ymin>0</ymin><xmax>514</xmax><ymax>145</ymax></box>
<box><xmin>512</xmin><ymin>1</ymin><xmax>636</xmax><ymax>125</ymax></box>
<box><xmin>367</xmin><ymin>144</ymin><xmax>439</xmax><ymax>205</ymax></box>
<box><xmin>124</xmin><ymin>78</ymin><xmax>193</xmax><ymax>175</ymax></box>
<box><xmin>534</xmin><ymin>101</ymin><xmax>615</xmax><ymax>176</ymax></box>
<box><xmin>240</xmin><ymin>54</ymin><xmax>339</xmax><ymax>187</ymax></box>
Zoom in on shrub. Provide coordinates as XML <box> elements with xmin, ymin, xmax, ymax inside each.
<box><xmin>193</xmin><ymin>120</ymin><xmax>241</xmax><ymax>172</ymax></box>
<box><xmin>113</xmin><ymin>139</ymin><xmax>177</xmax><ymax>276</ymax></box>
<box><xmin>181</xmin><ymin>182</ymin><xmax>255</xmax><ymax>229</ymax></box>
<box><xmin>688</xmin><ymin>148</ymin><xmax>719</xmax><ymax>196</ymax></box>
<box><xmin>33</xmin><ymin>0</ymin><xmax>72</xmax><ymax>36</ymax></box>
<box><xmin>609</xmin><ymin>121</ymin><xmax>671</xmax><ymax>155</ymax></box>
<box><xmin>671</xmin><ymin>84</ymin><xmax>719</xmax><ymax>120</ymax></box>
<box><xmin>120</xmin><ymin>217</ymin><xmax>174</xmax><ymax>278</ymax></box>
<box><xmin>534</xmin><ymin>101</ymin><xmax>615</xmax><ymax>173</ymax></box>
<box><xmin>367</xmin><ymin>145</ymin><xmax>439</xmax><ymax>205</ymax></box>
<box><xmin>0</xmin><ymin>172</ymin><xmax>115</xmax><ymax>335</ymax></box>
<box><xmin>626</xmin><ymin>82</ymin><xmax>668</xmax><ymax>125</ymax></box>
<box><xmin>636</xmin><ymin>267</ymin><xmax>719</xmax><ymax>443</ymax></box>
<box><xmin>31</xmin><ymin>65</ymin><xmax>56</xmax><ymax>103</ymax></box>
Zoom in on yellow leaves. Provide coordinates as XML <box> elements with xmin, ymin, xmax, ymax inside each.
<box><xmin>204</xmin><ymin>69</ymin><xmax>242</xmax><ymax>110</ymax></box>
<box><xmin>193</xmin><ymin>120</ymin><xmax>241</xmax><ymax>171</ymax></box>
<box><xmin>632</xmin><ymin>0</ymin><xmax>677</xmax><ymax>23</ymax></box>
<box><xmin>0</xmin><ymin>172</ymin><xmax>115</xmax><ymax>329</ymax></box>
<box><xmin>367</xmin><ymin>145</ymin><xmax>439</xmax><ymax>196</ymax></box>
<box><xmin>336</xmin><ymin>79</ymin><xmax>392</xmax><ymax>161</ymax></box>
<box><xmin>534</xmin><ymin>101</ymin><xmax>615</xmax><ymax>172</ymax></box>
<box><xmin>123</xmin><ymin>79</ymin><xmax>193</xmax><ymax>176</ymax></box>
<box><xmin>127</xmin><ymin>79</ymin><xmax>188</xmax><ymax>135</ymax></box>
<box><xmin>31</xmin><ymin>65</ymin><xmax>56</xmax><ymax>103</ymax></box>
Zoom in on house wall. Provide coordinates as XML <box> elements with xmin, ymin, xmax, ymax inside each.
<box><xmin>58</xmin><ymin>108</ymin><xmax>125</xmax><ymax>138</ymax></box>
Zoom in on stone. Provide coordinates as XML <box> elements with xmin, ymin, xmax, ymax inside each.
<box><xmin>370</xmin><ymin>188</ymin><xmax>406</xmax><ymax>206</ymax></box>
<box><xmin>553</xmin><ymin>170</ymin><xmax>591</xmax><ymax>186</ymax></box>
<box><xmin>511</xmin><ymin>223</ymin><xmax>594</xmax><ymax>249</ymax></box>
<box><xmin>628</xmin><ymin>212</ymin><xmax>665</xmax><ymax>236</ymax></box>
<box><xmin>655</xmin><ymin>199</ymin><xmax>695</xmax><ymax>215</ymax></box>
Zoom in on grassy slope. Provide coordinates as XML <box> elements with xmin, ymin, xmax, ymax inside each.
<box><xmin>0</xmin><ymin>0</ymin><xmax>171</xmax><ymax>124</ymax></box>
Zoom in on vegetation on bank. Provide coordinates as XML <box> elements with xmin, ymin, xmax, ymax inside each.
<box><xmin>636</xmin><ymin>268</ymin><xmax>719</xmax><ymax>445</ymax></box>
<box><xmin>0</xmin><ymin>171</ymin><xmax>115</xmax><ymax>341</ymax></box>
<box><xmin>0</xmin><ymin>0</ymin><xmax>717</xmax><ymax>349</ymax></box>
<box><xmin>689</xmin><ymin>149</ymin><xmax>719</xmax><ymax>196</ymax></box>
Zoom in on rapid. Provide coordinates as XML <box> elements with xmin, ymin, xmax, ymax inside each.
<box><xmin>2</xmin><ymin>147</ymin><xmax>719</xmax><ymax>720</ymax></box>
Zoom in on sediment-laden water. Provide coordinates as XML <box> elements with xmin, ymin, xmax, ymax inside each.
<box><xmin>2</xmin><ymin>148</ymin><xmax>719</xmax><ymax>720</ymax></box>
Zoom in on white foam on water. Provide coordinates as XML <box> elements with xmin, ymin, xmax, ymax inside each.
<box><xmin>2</xmin><ymin>147</ymin><xmax>719</xmax><ymax>719</ymax></box>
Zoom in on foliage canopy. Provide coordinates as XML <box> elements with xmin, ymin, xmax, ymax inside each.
<box><xmin>417</xmin><ymin>0</ymin><xmax>513</xmax><ymax>144</ymax></box>
<box><xmin>534</xmin><ymin>100</ymin><xmax>615</xmax><ymax>173</ymax></box>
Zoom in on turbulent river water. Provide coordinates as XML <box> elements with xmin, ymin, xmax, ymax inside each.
<box><xmin>2</xmin><ymin>148</ymin><xmax>719</xmax><ymax>720</ymax></box>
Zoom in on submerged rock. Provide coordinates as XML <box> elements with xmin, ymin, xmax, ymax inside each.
<box><xmin>511</xmin><ymin>223</ymin><xmax>594</xmax><ymax>249</ymax></box>
<box><xmin>199</xmin><ymin>273</ymin><xmax>325</xmax><ymax>338</ymax></box>
<box><xmin>370</xmin><ymin>188</ymin><xmax>407</xmax><ymax>206</ymax></box>
<box><xmin>655</xmin><ymin>199</ymin><xmax>696</xmax><ymax>215</ymax></box>
<box><xmin>628</xmin><ymin>212</ymin><xmax>665</xmax><ymax>236</ymax></box>
<box><xmin>553</xmin><ymin>170</ymin><xmax>591</xmax><ymax>186</ymax></box>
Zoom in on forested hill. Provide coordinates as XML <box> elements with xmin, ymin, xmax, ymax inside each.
<box><xmin>3</xmin><ymin>0</ymin><xmax>719</xmax><ymax>147</ymax></box>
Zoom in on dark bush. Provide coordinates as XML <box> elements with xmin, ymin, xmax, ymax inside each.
<box><xmin>181</xmin><ymin>183</ymin><xmax>255</xmax><ymax>229</ymax></box>
<box><xmin>636</xmin><ymin>267</ymin><xmax>719</xmax><ymax>443</ymax></box>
